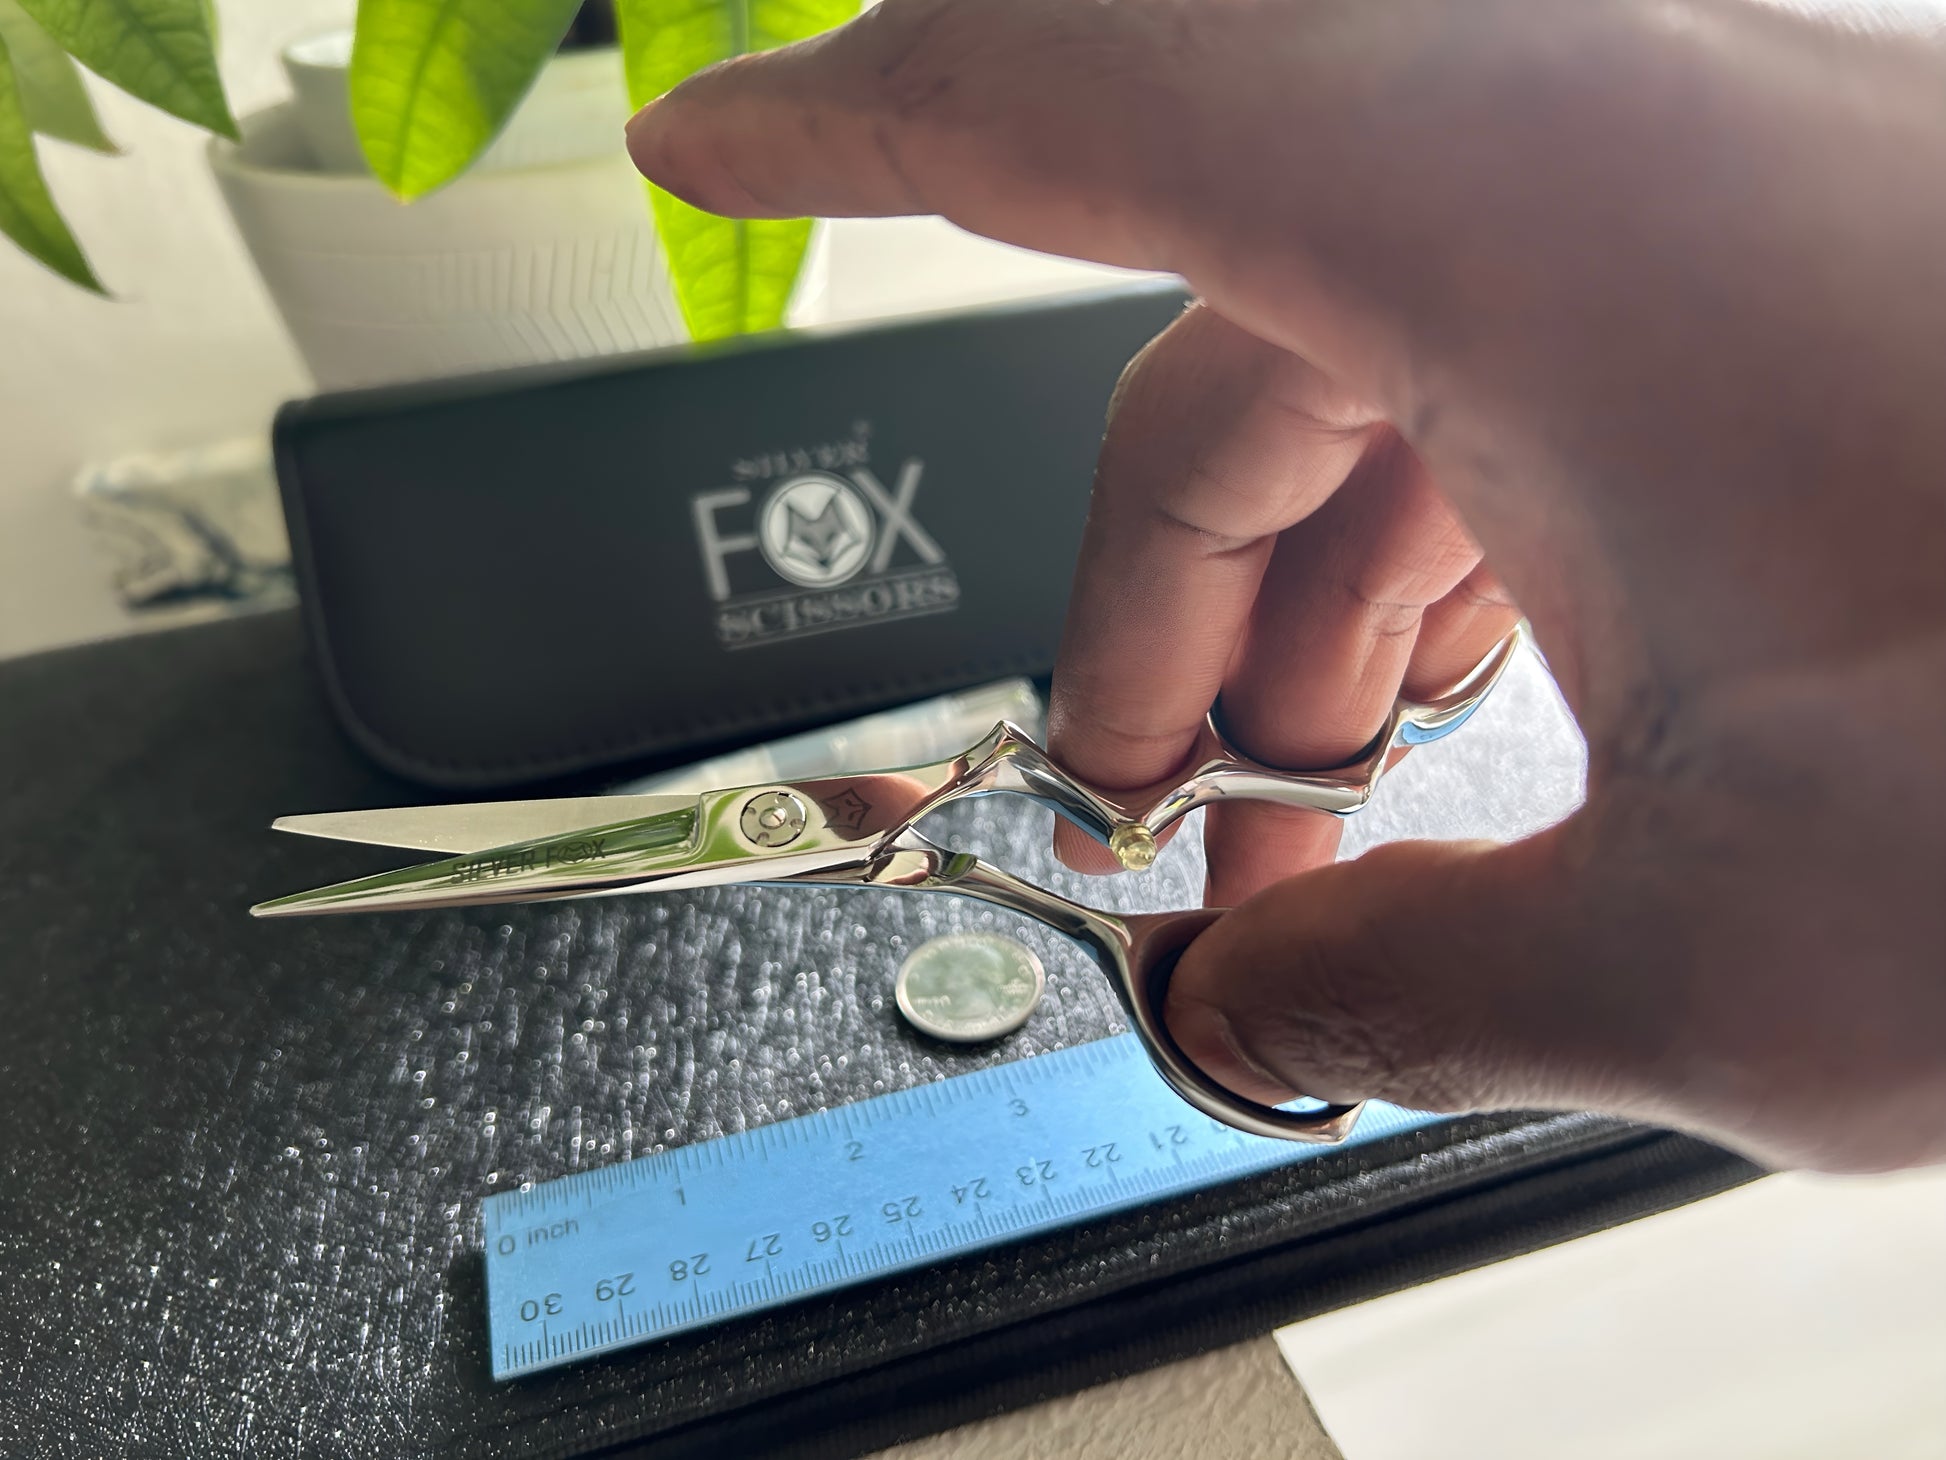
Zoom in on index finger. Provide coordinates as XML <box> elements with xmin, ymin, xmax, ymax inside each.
<box><xmin>623</xmin><ymin>0</ymin><xmax>1197</xmax><ymax>271</ymax></box>
<box><xmin>1047</xmin><ymin>304</ymin><xmax>1379</xmax><ymax>869</ymax></box>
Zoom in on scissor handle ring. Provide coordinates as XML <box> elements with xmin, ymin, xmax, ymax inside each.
<box><xmin>1112</xmin><ymin>909</ymin><xmax>1366</xmax><ymax>1144</ymax></box>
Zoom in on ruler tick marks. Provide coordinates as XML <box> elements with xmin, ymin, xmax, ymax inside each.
<box><xmin>483</xmin><ymin>1034</ymin><xmax>1446</xmax><ymax>1380</ymax></box>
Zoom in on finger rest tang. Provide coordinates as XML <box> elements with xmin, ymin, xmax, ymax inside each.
<box><xmin>970</xmin><ymin>727</ymin><xmax>1168</xmax><ymax>870</ymax></box>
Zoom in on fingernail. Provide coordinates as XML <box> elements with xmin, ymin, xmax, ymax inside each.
<box><xmin>624</xmin><ymin>98</ymin><xmax>661</xmax><ymax>146</ymax></box>
<box><xmin>1165</xmin><ymin>999</ymin><xmax>1299</xmax><ymax>1105</ymax></box>
<box><xmin>625</xmin><ymin>100</ymin><xmax>672</xmax><ymax>178</ymax></box>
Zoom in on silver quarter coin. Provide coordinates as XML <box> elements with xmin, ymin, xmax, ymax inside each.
<box><xmin>895</xmin><ymin>933</ymin><xmax>1045</xmax><ymax>1043</ymax></box>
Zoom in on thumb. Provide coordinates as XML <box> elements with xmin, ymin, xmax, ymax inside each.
<box><xmin>1164</xmin><ymin>825</ymin><xmax>1639</xmax><ymax>1117</ymax></box>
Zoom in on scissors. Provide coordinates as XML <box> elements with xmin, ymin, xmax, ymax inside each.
<box><xmin>255</xmin><ymin>626</ymin><xmax>1526</xmax><ymax>1144</ymax></box>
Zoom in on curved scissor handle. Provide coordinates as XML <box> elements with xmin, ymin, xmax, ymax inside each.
<box><xmin>1113</xmin><ymin>908</ymin><xmax>1366</xmax><ymax>1143</ymax></box>
<box><xmin>877</xmin><ymin>847</ymin><xmax>1364</xmax><ymax>1143</ymax></box>
<box><xmin>822</xmin><ymin>625</ymin><xmax>1530</xmax><ymax>1142</ymax></box>
<box><xmin>1144</xmin><ymin>621</ymin><xmax>1529</xmax><ymax>840</ymax></box>
<box><xmin>966</xmin><ymin>623</ymin><xmax>1528</xmax><ymax>866</ymax></box>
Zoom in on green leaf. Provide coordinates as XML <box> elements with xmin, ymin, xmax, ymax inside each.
<box><xmin>0</xmin><ymin>29</ymin><xmax>101</xmax><ymax>288</ymax></box>
<box><xmin>0</xmin><ymin>0</ymin><xmax>113</xmax><ymax>151</ymax></box>
<box><xmin>14</xmin><ymin>0</ymin><xmax>234</xmax><ymax>138</ymax></box>
<box><xmin>647</xmin><ymin>190</ymin><xmax>815</xmax><ymax>341</ymax></box>
<box><xmin>617</xmin><ymin>0</ymin><xmax>859</xmax><ymax>340</ymax></box>
<box><xmin>350</xmin><ymin>0</ymin><xmax>585</xmax><ymax>200</ymax></box>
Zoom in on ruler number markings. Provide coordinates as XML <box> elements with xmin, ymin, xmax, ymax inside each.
<box><xmin>1015</xmin><ymin>1158</ymin><xmax>1057</xmax><ymax>1189</ymax></box>
<box><xmin>484</xmin><ymin>1035</ymin><xmax>1447</xmax><ymax>1379</ymax></box>
<box><xmin>1083</xmin><ymin>1142</ymin><xmax>1121</xmax><ymax>1172</ymax></box>
<box><xmin>950</xmin><ymin>1177</ymin><xmax>990</xmax><ymax>1206</ymax></box>
<box><xmin>516</xmin><ymin>1293</ymin><xmax>563</xmax><ymax>1323</ymax></box>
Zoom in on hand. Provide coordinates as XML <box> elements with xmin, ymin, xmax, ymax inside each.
<box><xmin>627</xmin><ymin>0</ymin><xmax>1946</xmax><ymax>1171</ymax></box>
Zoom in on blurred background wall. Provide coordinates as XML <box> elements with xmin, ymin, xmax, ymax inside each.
<box><xmin>0</xmin><ymin>1</ymin><xmax>352</xmax><ymax>660</ymax></box>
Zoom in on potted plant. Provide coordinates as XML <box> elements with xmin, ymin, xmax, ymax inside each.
<box><xmin>0</xmin><ymin>0</ymin><xmax>857</xmax><ymax>389</ymax></box>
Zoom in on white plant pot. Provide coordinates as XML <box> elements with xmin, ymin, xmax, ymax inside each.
<box><xmin>209</xmin><ymin>69</ymin><xmax>827</xmax><ymax>391</ymax></box>
<box><xmin>281</xmin><ymin>31</ymin><xmax>630</xmax><ymax>177</ymax></box>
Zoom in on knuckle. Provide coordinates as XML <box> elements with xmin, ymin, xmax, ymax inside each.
<box><xmin>1450</xmin><ymin>564</ymin><xmax>1518</xmax><ymax>614</ymax></box>
<box><xmin>862</xmin><ymin>0</ymin><xmax>1146</xmax><ymax>119</ymax></box>
<box><xmin>1257</xmin><ymin>355</ymin><xmax>1383</xmax><ymax>437</ymax></box>
<box><xmin>1347</xmin><ymin>527</ymin><xmax>1482</xmax><ymax>623</ymax></box>
<box><xmin>1109</xmin><ymin>306</ymin><xmax>1379</xmax><ymax>545</ymax></box>
<box><xmin>852</xmin><ymin>0</ymin><xmax>966</xmax><ymax>115</ymax></box>
<box><xmin>1242</xmin><ymin>914</ymin><xmax>1448</xmax><ymax>1105</ymax></box>
<box><xmin>1157</xmin><ymin>465</ymin><xmax>1280</xmax><ymax>555</ymax></box>
<box><xmin>1341</xmin><ymin>585</ymin><xmax>1426</xmax><ymax>644</ymax></box>
<box><xmin>1229</xmin><ymin>844</ymin><xmax>1530</xmax><ymax>1112</ymax></box>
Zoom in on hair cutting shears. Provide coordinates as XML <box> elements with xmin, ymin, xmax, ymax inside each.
<box><xmin>254</xmin><ymin>627</ymin><xmax>1526</xmax><ymax>1143</ymax></box>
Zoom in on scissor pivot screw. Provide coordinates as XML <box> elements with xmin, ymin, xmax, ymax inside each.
<box><xmin>740</xmin><ymin>790</ymin><xmax>809</xmax><ymax>849</ymax></box>
<box><xmin>1109</xmin><ymin>822</ymin><xmax>1159</xmax><ymax>872</ymax></box>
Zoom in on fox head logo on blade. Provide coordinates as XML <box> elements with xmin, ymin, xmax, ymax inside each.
<box><xmin>759</xmin><ymin>475</ymin><xmax>875</xmax><ymax>587</ymax></box>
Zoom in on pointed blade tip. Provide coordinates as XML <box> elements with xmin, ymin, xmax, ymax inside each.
<box><xmin>263</xmin><ymin>794</ymin><xmax>701</xmax><ymax>854</ymax></box>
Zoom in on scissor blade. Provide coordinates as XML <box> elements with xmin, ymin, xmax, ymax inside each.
<box><xmin>251</xmin><ymin>804</ymin><xmax>704</xmax><ymax>918</ymax></box>
<box><xmin>271</xmin><ymin>794</ymin><xmax>698</xmax><ymax>854</ymax></box>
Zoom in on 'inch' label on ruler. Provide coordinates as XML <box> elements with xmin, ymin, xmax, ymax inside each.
<box><xmin>483</xmin><ymin>1033</ymin><xmax>1444</xmax><ymax>1380</ymax></box>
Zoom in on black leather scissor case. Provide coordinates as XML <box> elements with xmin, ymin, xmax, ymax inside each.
<box><xmin>274</xmin><ymin>284</ymin><xmax>1190</xmax><ymax>789</ymax></box>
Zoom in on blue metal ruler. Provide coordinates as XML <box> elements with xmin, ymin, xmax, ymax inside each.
<box><xmin>483</xmin><ymin>1034</ymin><xmax>1445</xmax><ymax>1380</ymax></box>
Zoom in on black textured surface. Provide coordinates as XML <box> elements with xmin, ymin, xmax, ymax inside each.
<box><xmin>0</xmin><ymin>614</ymin><xmax>1758</xmax><ymax>1458</ymax></box>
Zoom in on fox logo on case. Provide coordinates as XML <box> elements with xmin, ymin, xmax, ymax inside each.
<box><xmin>691</xmin><ymin>430</ymin><xmax>960</xmax><ymax>649</ymax></box>
<box><xmin>759</xmin><ymin>475</ymin><xmax>874</xmax><ymax>587</ymax></box>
